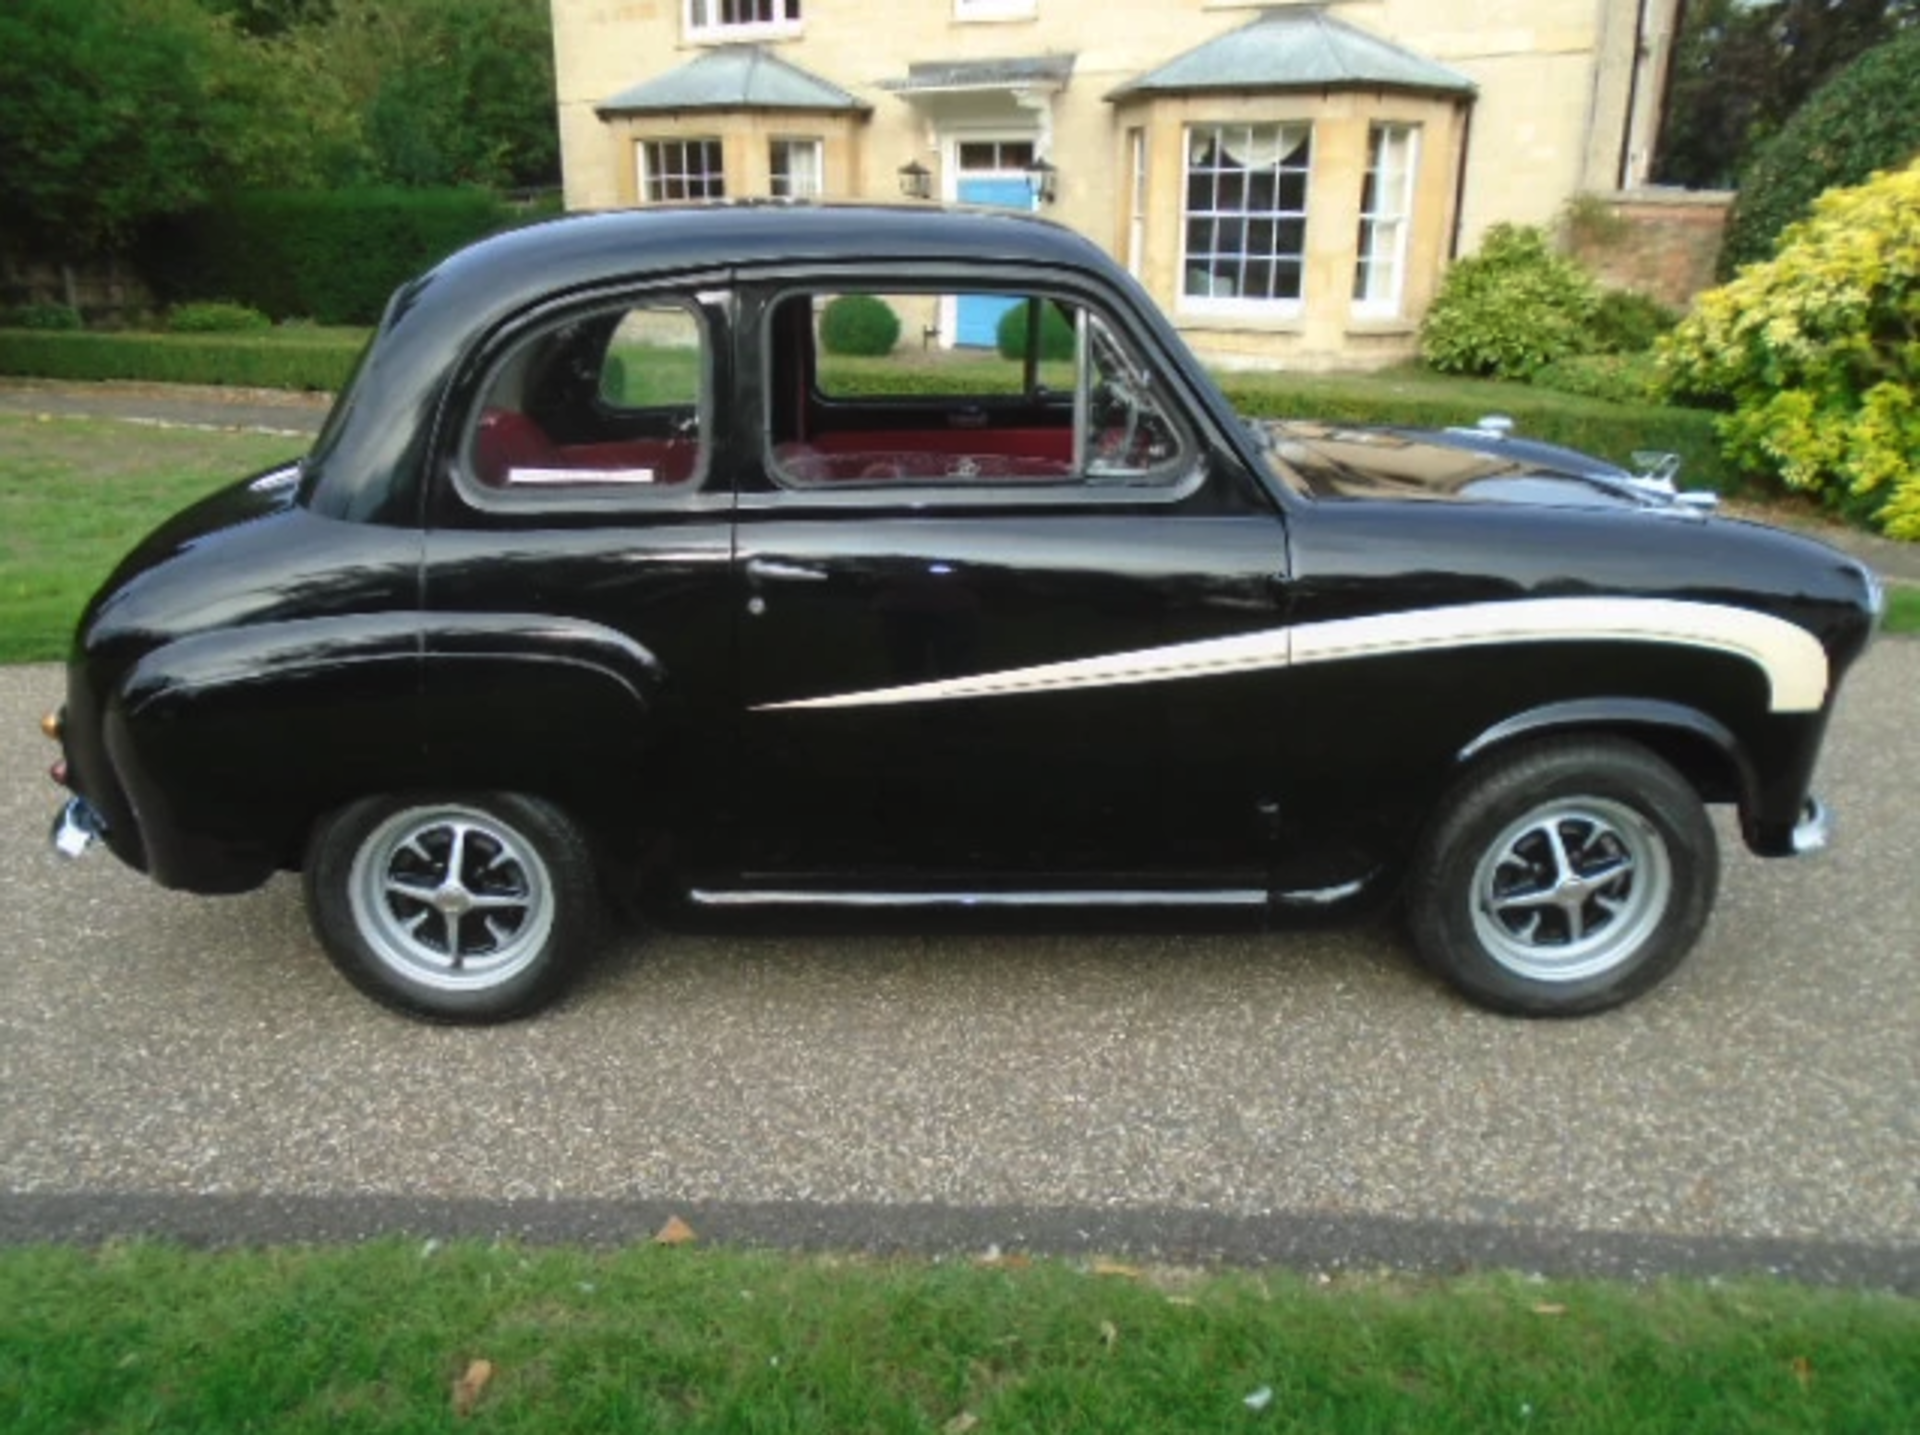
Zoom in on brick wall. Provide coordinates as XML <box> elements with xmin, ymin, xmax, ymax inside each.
<box><xmin>1563</xmin><ymin>188</ymin><xmax>1734</xmax><ymax>308</ymax></box>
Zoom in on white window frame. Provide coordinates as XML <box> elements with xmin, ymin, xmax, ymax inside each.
<box><xmin>1178</xmin><ymin>123</ymin><xmax>1313</xmax><ymax>319</ymax></box>
<box><xmin>769</xmin><ymin>137</ymin><xmax>824</xmax><ymax>199</ymax></box>
<box><xmin>639</xmin><ymin>138</ymin><xmax>726</xmax><ymax>202</ymax></box>
<box><xmin>685</xmin><ymin>0</ymin><xmax>802</xmax><ymax>42</ymax></box>
<box><xmin>1353</xmin><ymin>123</ymin><xmax>1419</xmax><ymax>318</ymax></box>
<box><xmin>1125</xmin><ymin>126</ymin><xmax>1147</xmax><ymax>279</ymax></box>
<box><xmin>955</xmin><ymin>0</ymin><xmax>1037</xmax><ymax>20</ymax></box>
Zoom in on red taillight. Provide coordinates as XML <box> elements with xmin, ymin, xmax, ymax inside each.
<box><xmin>50</xmin><ymin>759</ymin><xmax>69</xmax><ymax>788</ymax></box>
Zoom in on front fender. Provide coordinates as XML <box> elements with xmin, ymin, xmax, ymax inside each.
<box><xmin>1453</xmin><ymin>696</ymin><xmax>1757</xmax><ymax>830</ymax></box>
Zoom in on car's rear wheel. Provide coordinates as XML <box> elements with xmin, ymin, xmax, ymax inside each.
<box><xmin>304</xmin><ymin>793</ymin><xmax>599</xmax><ymax>1022</ymax></box>
<box><xmin>1407</xmin><ymin>738</ymin><xmax>1717</xmax><ymax>1016</ymax></box>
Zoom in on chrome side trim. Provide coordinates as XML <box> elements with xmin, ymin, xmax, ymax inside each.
<box><xmin>50</xmin><ymin>797</ymin><xmax>105</xmax><ymax>859</ymax></box>
<box><xmin>1272</xmin><ymin>877</ymin><xmax>1369</xmax><ymax>910</ymax></box>
<box><xmin>687</xmin><ymin>887</ymin><xmax>1270</xmax><ymax>910</ymax></box>
<box><xmin>1791</xmin><ymin>797</ymin><xmax>1832</xmax><ymax>856</ymax></box>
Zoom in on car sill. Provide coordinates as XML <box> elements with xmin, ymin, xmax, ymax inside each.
<box><xmin>686</xmin><ymin>887</ymin><xmax>1271</xmax><ymax>910</ymax></box>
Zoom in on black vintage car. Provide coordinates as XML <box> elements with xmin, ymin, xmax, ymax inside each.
<box><xmin>44</xmin><ymin>205</ymin><xmax>1882</xmax><ymax>1022</ymax></box>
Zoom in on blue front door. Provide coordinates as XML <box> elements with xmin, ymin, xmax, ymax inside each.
<box><xmin>955</xmin><ymin>176</ymin><xmax>1032</xmax><ymax>347</ymax></box>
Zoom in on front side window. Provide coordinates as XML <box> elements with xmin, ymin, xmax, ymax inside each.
<box><xmin>765</xmin><ymin>289</ymin><xmax>1188</xmax><ymax>491</ymax></box>
<box><xmin>1182</xmin><ymin>123</ymin><xmax>1312</xmax><ymax>312</ymax></box>
<box><xmin>686</xmin><ymin>0</ymin><xmax>800</xmax><ymax>37</ymax></box>
<box><xmin>1354</xmin><ymin>124</ymin><xmax>1419</xmax><ymax>315</ymax></box>
<box><xmin>466</xmin><ymin>302</ymin><xmax>709</xmax><ymax>500</ymax></box>
<box><xmin>769</xmin><ymin>138</ymin><xmax>823</xmax><ymax>199</ymax></box>
<box><xmin>642</xmin><ymin>139</ymin><xmax>725</xmax><ymax>202</ymax></box>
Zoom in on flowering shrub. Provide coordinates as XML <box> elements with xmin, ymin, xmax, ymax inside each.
<box><xmin>1419</xmin><ymin>225</ymin><xmax>1599</xmax><ymax>380</ymax></box>
<box><xmin>1658</xmin><ymin>160</ymin><xmax>1920</xmax><ymax>539</ymax></box>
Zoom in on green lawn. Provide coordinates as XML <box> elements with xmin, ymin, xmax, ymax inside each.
<box><xmin>0</xmin><ymin>414</ymin><xmax>302</xmax><ymax>663</ymax></box>
<box><xmin>0</xmin><ymin>1242</ymin><xmax>1913</xmax><ymax>1434</ymax></box>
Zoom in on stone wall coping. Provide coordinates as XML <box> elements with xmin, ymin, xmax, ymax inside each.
<box><xmin>1592</xmin><ymin>186</ymin><xmax>1736</xmax><ymax>209</ymax></box>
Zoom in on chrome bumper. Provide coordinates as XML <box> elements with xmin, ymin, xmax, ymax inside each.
<box><xmin>49</xmin><ymin>797</ymin><xmax>105</xmax><ymax>859</ymax></box>
<box><xmin>1791</xmin><ymin>797</ymin><xmax>1833</xmax><ymax>856</ymax></box>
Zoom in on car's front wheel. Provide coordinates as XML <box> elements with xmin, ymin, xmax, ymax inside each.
<box><xmin>1407</xmin><ymin>739</ymin><xmax>1718</xmax><ymax>1017</ymax></box>
<box><xmin>304</xmin><ymin>793</ymin><xmax>600</xmax><ymax>1022</ymax></box>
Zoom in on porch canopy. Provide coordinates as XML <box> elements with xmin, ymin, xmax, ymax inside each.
<box><xmin>880</xmin><ymin>54</ymin><xmax>1075</xmax><ymax>100</ymax></box>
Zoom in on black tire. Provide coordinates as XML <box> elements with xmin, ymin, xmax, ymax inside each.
<box><xmin>303</xmin><ymin>792</ymin><xmax>601</xmax><ymax>1023</ymax></box>
<box><xmin>1407</xmin><ymin>738</ymin><xmax>1717</xmax><ymax>1017</ymax></box>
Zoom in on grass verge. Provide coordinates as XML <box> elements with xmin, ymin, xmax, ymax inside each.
<box><xmin>1</xmin><ymin>1241</ymin><xmax>1914</xmax><ymax>1434</ymax></box>
<box><xmin>0</xmin><ymin>415</ymin><xmax>303</xmax><ymax>663</ymax></box>
<box><xmin>1886</xmin><ymin>584</ymin><xmax>1920</xmax><ymax>636</ymax></box>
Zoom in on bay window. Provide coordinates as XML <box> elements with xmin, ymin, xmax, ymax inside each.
<box><xmin>1181</xmin><ymin>124</ymin><xmax>1312</xmax><ymax>313</ymax></box>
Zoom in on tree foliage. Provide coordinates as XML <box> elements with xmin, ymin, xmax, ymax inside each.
<box><xmin>1658</xmin><ymin>159</ymin><xmax>1920</xmax><ymax>537</ymax></box>
<box><xmin>0</xmin><ymin>0</ymin><xmax>556</xmax><ymax>261</ymax></box>
<box><xmin>0</xmin><ymin>0</ymin><xmax>252</xmax><ymax>256</ymax></box>
<box><xmin>1654</xmin><ymin>0</ymin><xmax>1915</xmax><ymax>191</ymax></box>
<box><xmin>321</xmin><ymin>0</ymin><xmax>558</xmax><ymax>190</ymax></box>
<box><xmin>1716</xmin><ymin>25</ymin><xmax>1920</xmax><ymax>274</ymax></box>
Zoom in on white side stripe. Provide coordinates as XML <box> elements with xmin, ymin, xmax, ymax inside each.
<box><xmin>758</xmin><ymin>626</ymin><xmax>1294</xmax><ymax>710</ymax></box>
<box><xmin>1292</xmin><ymin>599</ymin><xmax>1829</xmax><ymax>713</ymax></box>
<box><xmin>753</xmin><ymin>598</ymin><xmax>1829</xmax><ymax>715</ymax></box>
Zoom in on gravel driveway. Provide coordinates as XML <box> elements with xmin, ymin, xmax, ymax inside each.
<box><xmin>4</xmin><ymin>647</ymin><xmax>1916</xmax><ymax>1286</ymax></box>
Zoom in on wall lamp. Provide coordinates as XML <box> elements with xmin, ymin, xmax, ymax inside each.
<box><xmin>1025</xmin><ymin>156</ymin><xmax>1058</xmax><ymax>205</ymax></box>
<box><xmin>897</xmin><ymin>160</ymin><xmax>932</xmax><ymax>201</ymax></box>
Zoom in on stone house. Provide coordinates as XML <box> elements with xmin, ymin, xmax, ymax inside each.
<box><xmin>550</xmin><ymin>1</ymin><xmax>1679</xmax><ymax>368</ymax></box>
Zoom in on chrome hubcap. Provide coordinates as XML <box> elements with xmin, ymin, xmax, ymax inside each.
<box><xmin>347</xmin><ymin>806</ymin><xmax>554</xmax><ymax>992</ymax></box>
<box><xmin>1470</xmin><ymin>797</ymin><xmax>1671</xmax><ymax>983</ymax></box>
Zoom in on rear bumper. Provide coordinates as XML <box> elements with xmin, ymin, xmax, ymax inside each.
<box><xmin>1790</xmin><ymin>796</ymin><xmax>1832</xmax><ymax>856</ymax></box>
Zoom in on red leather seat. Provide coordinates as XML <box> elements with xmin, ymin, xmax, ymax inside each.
<box><xmin>473</xmin><ymin>410</ymin><xmax>556</xmax><ymax>487</ymax></box>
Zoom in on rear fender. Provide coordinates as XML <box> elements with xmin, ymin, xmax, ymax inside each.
<box><xmin>414</xmin><ymin>614</ymin><xmax>679</xmax><ymax>853</ymax></box>
<box><xmin>107</xmin><ymin>611</ymin><xmax>673</xmax><ymax>891</ymax></box>
<box><xmin>109</xmin><ymin>614</ymin><xmax>423</xmax><ymax>890</ymax></box>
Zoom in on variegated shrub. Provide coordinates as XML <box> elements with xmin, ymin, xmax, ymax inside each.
<box><xmin>1659</xmin><ymin>159</ymin><xmax>1920</xmax><ymax>539</ymax></box>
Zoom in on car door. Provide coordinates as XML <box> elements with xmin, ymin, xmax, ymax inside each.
<box><xmin>419</xmin><ymin>289</ymin><xmax>741</xmax><ymax>880</ymax></box>
<box><xmin>726</xmin><ymin>279</ymin><xmax>1295</xmax><ymax>890</ymax></box>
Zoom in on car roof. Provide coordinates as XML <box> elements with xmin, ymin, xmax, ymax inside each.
<box><xmin>430</xmin><ymin>202</ymin><xmax>1119</xmax><ymax>306</ymax></box>
<box><xmin>301</xmin><ymin>203</ymin><xmax>1146</xmax><ymax>523</ymax></box>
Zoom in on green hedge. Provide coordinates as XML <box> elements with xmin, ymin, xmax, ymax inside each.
<box><xmin>0</xmin><ymin>329</ymin><xmax>365</xmax><ymax>391</ymax></box>
<box><xmin>141</xmin><ymin>188</ymin><xmax>513</xmax><ymax>326</ymax></box>
<box><xmin>0</xmin><ymin>328</ymin><xmax>1739</xmax><ymax>494</ymax></box>
<box><xmin>1528</xmin><ymin>353</ymin><xmax>1661</xmax><ymax>407</ymax></box>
